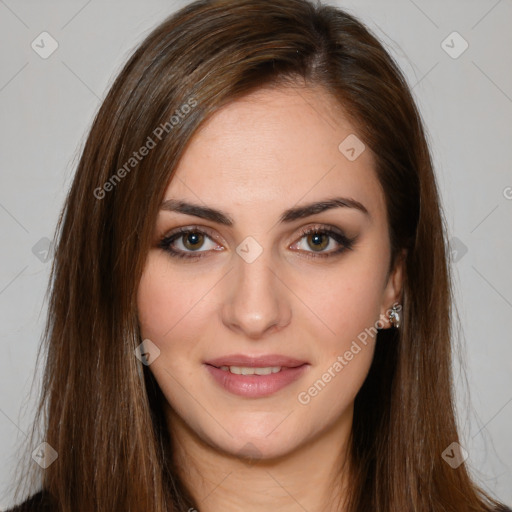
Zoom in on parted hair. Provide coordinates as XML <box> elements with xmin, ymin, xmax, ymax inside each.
<box><xmin>10</xmin><ymin>0</ymin><xmax>507</xmax><ymax>510</ymax></box>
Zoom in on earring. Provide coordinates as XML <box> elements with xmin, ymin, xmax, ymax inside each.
<box><xmin>388</xmin><ymin>303</ymin><xmax>401</xmax><ymax>329</ymax></box>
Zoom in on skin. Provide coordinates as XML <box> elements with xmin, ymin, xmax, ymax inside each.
<box><xmin>137</xmin><ymin>84</ymin><xmax>404</xmax><ymax>512</ymax></box>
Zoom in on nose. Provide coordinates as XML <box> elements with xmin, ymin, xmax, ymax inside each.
<box><xmin>221</xmin><ymin>251</ymin><xmax>292</xmax><ymax>339</ymax></box>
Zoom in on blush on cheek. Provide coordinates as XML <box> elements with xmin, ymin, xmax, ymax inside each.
<box><xmin>136</xmin><ymin>267</ymin><xmax>188</xmax><ymax>341</ymax></box>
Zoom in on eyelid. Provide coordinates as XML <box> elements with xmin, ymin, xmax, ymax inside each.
<box><xmin>293</xmin><ymin>223</ymin><xmax>347</xmax><ymax>241</ymax></box>
<box><xmin>161</xmin><ymin>224</ymin><xmax>220</xmax><ymax>242</ymax></box>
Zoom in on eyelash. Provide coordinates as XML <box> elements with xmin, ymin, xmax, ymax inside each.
<box><xmin>157</xmin><ymin>224</ymin><xmax>356</xmax><ymax>261</ymax></box>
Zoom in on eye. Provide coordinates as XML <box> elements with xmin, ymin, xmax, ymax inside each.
<box><xmin>158</xmin><ymin>224</ymin><xmax>356</xmax><ymax>261</ymax></box>
<box><xmin>290</xmin><ymin>225</ymin><xmax>356</xmax><ymax>259</ymax></box>
<box><xmin>158</xmin><ymin>226</ymin><xmax>223</xmax><ymax>260</ymax></box>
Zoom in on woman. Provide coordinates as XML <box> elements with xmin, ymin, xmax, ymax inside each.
<box><xmin>7</xmin><ymin>0</ymin><xmax>510</xmax><ymax>510</ymax></box>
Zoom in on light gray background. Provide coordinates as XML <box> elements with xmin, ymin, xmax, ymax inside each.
<box><xmin>0</xmin><ymin>0</ymin><xmax>511</xmax><ymax>508</ymax></box>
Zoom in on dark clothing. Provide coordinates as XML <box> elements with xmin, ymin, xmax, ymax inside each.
<box><xmin>5</xmin><ymin>491</ymin><xmax>54</xmax><ymax>511</ymax></box>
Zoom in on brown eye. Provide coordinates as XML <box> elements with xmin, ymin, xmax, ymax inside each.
<box><xmin>290</xmin><ymin>226</ymin><xmax>356</xmax><ymax>259</ymax></box>
<box><xmin>306</xmin><ymin>232</ymin><xmax>329</xmax><ymax>252</ymax></box>
<box><xmin>158</xmin><ymin>227</ymin><xmax>223</xmax><ymax>260</ymax></box>
<box><xmin>182</xmin><ymin>231</ymin><xmax>205</xmax><ymax>251</ymax></box>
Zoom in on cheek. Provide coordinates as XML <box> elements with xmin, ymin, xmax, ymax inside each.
<box><xmin>295</xmin><ymin>269</ymin><xmax>383</xmax><ymax>424</ymax></box>
<box><xmin>308</xmin><ymin>258</ymin><xmax>387</xmax><ymax>347</ymax></box>
<box><xmin>136</xmin><ymin>259</ymin><xmax>214</xmax><ymax>407</ymax></box>
<box><xmin>298</xmin><ymin>249</ymin><xmax>387</xmax><ymax>394</ymax></box>
<box><xmin>136</xmin><ymin>254</ymin><xmax>214</xmax><ymax>340</ymax></box>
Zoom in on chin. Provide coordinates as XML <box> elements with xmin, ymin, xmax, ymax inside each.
<box><xmin>216</xmin><ymin>433</ymin><xmax>301</xmax><ymax>463</ymax></box>
<box><xmin>201</xmin><ymin>412</ymin><xmax>310</xmax><ymax>461</ymax></box>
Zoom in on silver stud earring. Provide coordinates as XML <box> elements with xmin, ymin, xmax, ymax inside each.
<box><xmin>388</xmin><ymin>303</ymin><xmax>401</xmax><ymax>329</ymax></box>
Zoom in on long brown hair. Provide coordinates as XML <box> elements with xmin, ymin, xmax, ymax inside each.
<box><xmin>11</xmin><ymin>0</ymin><xmax>506</xmax><ymax>510</ymax></box>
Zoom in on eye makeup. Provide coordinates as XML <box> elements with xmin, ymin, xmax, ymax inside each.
<box><xmin>157</xmin><ymin>223</ymin><xmax>357</xmax><ymax>261</ymax></box>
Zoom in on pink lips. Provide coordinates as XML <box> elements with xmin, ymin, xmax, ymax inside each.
<box><xmin>204</xmin><ymin>354</ymin><xmax>310</xmax><ymax>398</ymax></box>
<box><xmin>204</xmin><ymin>354</ymin><xmax>307</xmax><ymax>368</ymax></box>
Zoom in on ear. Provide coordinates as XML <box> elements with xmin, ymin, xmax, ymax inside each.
<box><xmin>379</xmin><ymin>249</ymin><xmax>406</xmax><ymax>329</ymax></box>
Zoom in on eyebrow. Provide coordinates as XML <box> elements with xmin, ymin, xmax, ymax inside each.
<box><xmin>160</xmin><ymin>197</ymin><xmax>369</xmax><ymax>226</ymax></box>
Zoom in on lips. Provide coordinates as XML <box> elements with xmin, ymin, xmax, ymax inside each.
<box><xmin>204</xmin><ymin>360</ymin><xmax>310</xmax><ymax>398</ymax></box>
<box><xmin>204</xmin><ymin>354</ymin><xmax>308</xmax><ymax>368</ymax></box>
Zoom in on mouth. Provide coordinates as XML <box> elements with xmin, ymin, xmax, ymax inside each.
<box><xmin>214</xmin><ymin>365</ymin><xmax>289</xmax><ymax>375</ymax></box>
<box><xmin>204</xmin><ymin>354</ymin><xmax>308</xmax><ymax>373</ymax></box>
<box><xmin>205</xmin><ymin>354</ymin><xmax>307</xmax><ymax>368</ymax></box>
<box><xmin>203</xmin><ymin>354</ymin><xmax>310</xmax><ymax>398</ymax></box>
<box><xmin>206</xmin><ymin>364</ymin><xmax>310</xmax><ymax>377</ymax></box>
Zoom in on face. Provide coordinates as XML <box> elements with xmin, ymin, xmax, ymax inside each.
<box><xmin>136</xmin><ymin>85</ymin><xmax>403</xmax><ymax>462</ymax></box>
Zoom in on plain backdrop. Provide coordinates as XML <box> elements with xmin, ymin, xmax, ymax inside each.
<box><xmin>0</xmin><ymin>0</ymin><xmax>511</xmax><ymax>508</ymax></box>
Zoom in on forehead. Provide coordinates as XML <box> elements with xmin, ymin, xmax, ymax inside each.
<box><xmin>164</xmin><ymin>85</ymin><xmax>386</xmax><ymax>224</ymax></box>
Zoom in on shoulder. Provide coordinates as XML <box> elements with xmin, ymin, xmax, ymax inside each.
<box><xmin>4</xmin><ymin>490</ymin><xmax>55</xmax><ymax>512</ymax></box>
